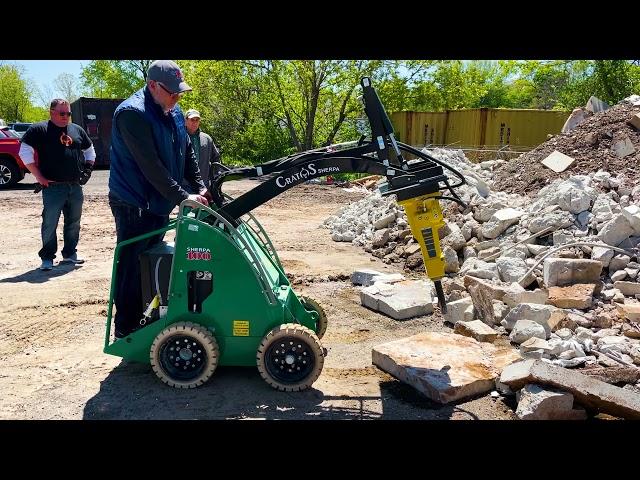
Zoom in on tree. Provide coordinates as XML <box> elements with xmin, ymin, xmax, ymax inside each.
<box><xmin>53</xmin><ymin>73</ymin><xmax>80</xmax><ymax>103</ymax></box>
<box><xmin>0</xmin><ymin>63</ymin><xmax>33</xmax><ymax>122</ymax></box>
<box><xmin>80</xmin><ymin>60</ymin><xmax>151</xmax><ymax>98</ymax></box>
<box><xmin>178</xmin><ymin>60</ymin><xmax>388</xmax><ymax>164</ymax></box>
<box><xmin>34</xmin><ymin>83</ymin><xmax>55</xmax><ymax>109</ymax></box>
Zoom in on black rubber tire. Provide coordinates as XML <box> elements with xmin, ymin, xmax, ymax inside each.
<box><xmin>0</xmin><ymin>158</ymin><xmax>20</xmax><ymax>189</ymax></box>
<box><xmin>301</xmin><ymin>296</ymin><xmax>328</xmax><ymax>339</ymax></box>
<box><xmin>256</xmin><ymin>323</ymin><xmax>324</xmax><ymax>392</ymax></box>
<box><xmin>150</xmin><ymin>322</ymin><xmax>219</xmax><ymax>389</ymax></box>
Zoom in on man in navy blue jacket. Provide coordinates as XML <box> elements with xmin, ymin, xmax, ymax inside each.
<box><xmin>109</xmin><ymin>60</ymin><xmax>211</xmax><ymax>338</ymax></box>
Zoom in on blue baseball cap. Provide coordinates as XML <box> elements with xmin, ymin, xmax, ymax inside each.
<box><xmin>147</xmin><ymin>60</ymin><xmax>192</xmax><ymax>94</ymax></box>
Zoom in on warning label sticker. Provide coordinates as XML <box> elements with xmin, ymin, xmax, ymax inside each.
<box><xmin>233</xmin><ymin>320</ymin><xmax>250</xmax><ymax>336</ymax></box>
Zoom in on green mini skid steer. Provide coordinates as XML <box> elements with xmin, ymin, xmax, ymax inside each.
<box><xmin>104</xmin><ymin>77</ymin><xmax>467</xmax><ymax>391</ymax></box>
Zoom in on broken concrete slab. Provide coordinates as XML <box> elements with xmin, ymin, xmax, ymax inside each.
<box><xmin>561</xmin><ymin>108</ymin><xmax>589</xmax><ymax>133</ymax></box>
<box><xmin>585</xmin><ymin>96</ymin><xmax>609</xmax><ymax>113</ymax></box>
<box><xmin>443</xmin><ymin>246</ymin><xmax>460</xmax><ymax>273</ymax></box>
<box><xmin>581</xmin><ymin>366</ymin><xmax>640</xmax><ymax>385</ymax></box>
<box><xmin>614</xmin><ymin>281</ymin><xmax>640</xmax><ymax>297</ymax></box>
<box><xmin>515</xmin><ymin>384</ymin><xmax>585</xmax><ymax>420</ymax></box>
<box><xmin>459</xmin><ymin>258</ymin><xmax>499</xmax><ymax>280</ymax></box>
<box><xmin>360</xmin><ymin>280</ymin><xmax>433</xmax><ymax>320</ymax></box>
<box><xmin>611</xmin><ymin>254</ymin><xmax>632</xmax><ymax>272</ymax></box>
<box><xmin>468</xmin><ymin>282</ymin><xmax>497</xmax><ymax>325</ymax></box>
<box><xmin>541</xmin><ymin>150</ymin><xmax>576</xmax><ymax>173</ymax></box>
<box><xmin>591</xmin><ymin>246</ymin><xmax>614</xmax><ymax>267</ymax></box>
<box><xmin>520</xmin><ymin>337</ymin><xmax>552</xmax><ymax>353</ymax></box>
<box><xmin>351</xmin><ymin>269</ymin><xmax>405</xmax><ymax>286</ymax></box>
<box><xmin>499</xmin><ymin>359</ymin><xmax>640</xmax><ymax>419</ymax></box>
<box><xmin>598</xmin><ymin>214</ymin><xmax>635</xmax><ymax>247</ymax></box>
<box><xmin>543</xmin><ymin>258</ymin><xmax>602</xmax><ymax>287</ymax></box>
<box><xmin>481</xmin><ymin>208</ymin><xmax>526</xmax><ymax>239</ymax></box>
<box><xmin>629</xmin><ymin>113</ymin><xmax>640</xmax><ymax>130</ymax></box>
<box><xmin>622</xmin><ymin>205</ymin><xmax>640</xmax><ymax>236</ymax></box>
<box><xmin>502</xmin><ymin>303</ymin><xmax>566</xmax><ymax>333</ymax></box>
<box><xmin>496</xmin><ymin>256</ymin><xmax>535</xmax><ymax>286</ymax></box>
<box><xmin>463</xmin><ymin>275</ymin><xmax>510</xmax><ymax>301</ymax></box>
<box><xmin>547</xmin><ymin>283</ymin><xmax>595</xmax><ymax>309</ymax></box>
<box><xmin>503</xmin><ymin>288</ymin><xmax>549</xmax><ymax>308</ymax></box>
<box><xmin>611</xmin><ymin>136</ymin><xmax>636</xmax><ymax>158</ymax></box>
<box><xmin>510</xmin><ymin>320</ymin><xmax>548</xmax><ymax>343</ymax></box>
<box><xmin>372</xmin><ymin>332</ymin><xmax>520</xmax><ymax>404</ymax></box>
<box><xmin>454</xmin><ymin>320</ymin><xmax>499</xmax><ymax>343</ymax></box>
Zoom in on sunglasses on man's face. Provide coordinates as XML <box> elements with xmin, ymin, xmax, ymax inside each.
<box><xmin>54</xmin><ymin>111</ymin><xmax>72</xmax><ymax>117</ymax></box>
<box><xmin>157</xmin><ymin>82</ymin><xmax>182</xmax><ymax>99</ymax></box>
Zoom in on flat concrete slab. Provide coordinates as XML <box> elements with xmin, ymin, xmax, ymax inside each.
<box><xmin>372</xmin><ymin>332</ymin><xmax>520</xmax><ymax>404</ymax></box>
<box><xmin>351</xmin><ymin>269</ymin><xmax>405</xmax><ymax>287</ymax></box>
<box><xmin>541</xmin><ymin>150</ymin><xmax>576</xmax><ymax>173</ymax></box>
<box><xmin>360</xmin><ymin>280</ymin><xmax>433</xmax><ymax>320</ymax></box>
<box><xmin>500</xmin><ymin>359</ymin><xmax>640</xmax><ymax>419</ymax></box>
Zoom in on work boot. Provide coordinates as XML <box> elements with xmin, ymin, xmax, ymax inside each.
<box><xmin>61</xmin><ymin>253</ymin><xmax>85</xmax><ymax>264</ymax></box>
<box><xmin>39</xmin><ymin>259</ymin><xmax>54</xmax><ymax>271</ymax></box>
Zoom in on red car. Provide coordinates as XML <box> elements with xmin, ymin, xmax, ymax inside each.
<box><xmin>0</xmin><ymin>125</ymin><xmax>36</xmax><ymax>188</ymax></box>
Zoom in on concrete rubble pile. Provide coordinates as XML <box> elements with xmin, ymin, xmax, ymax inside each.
<box><xmin>492</xmin><ymin>95</ymin><xmax>640</xmax><ymax>195</ymax></box>
<box><xmin>324</xmin><ymin>95</ymin><xmax>640</xmax><ymax>419</ymax></box>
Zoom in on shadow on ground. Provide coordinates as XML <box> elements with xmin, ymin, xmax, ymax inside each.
<box><xmin>0</xmin><ymin>263</ymin><xmax>82</xmax><ymax>283</ymax></box>
<box><xmin>84</xmin><ymin>360</ymin><xmax>484</xmax><ymax>420</ymax></box>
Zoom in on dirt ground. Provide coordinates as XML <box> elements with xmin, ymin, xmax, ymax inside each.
<box><xmin>0</xmin><ymin>171</ymin><xmax>517</xmax><ymax>420</ymax></box>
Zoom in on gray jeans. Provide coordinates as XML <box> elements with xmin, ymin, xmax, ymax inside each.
<box><xmin>39</xmin><ymin>183</ymin><xmax>83</xmax><ymax>260</ymax></box>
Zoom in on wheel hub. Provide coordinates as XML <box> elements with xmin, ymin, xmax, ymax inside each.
<box><xmin>0</xmin><ymin>165</ymin><xmax>11</xmax><ymax>184</ymax></box>
<box><xmin>265</xmin><ymin>338</ymin><xmax>314</xmax><ymax>384</ymax></box>
<box><xmin>160</xmin><ymin>335</ymin><xmax>207</xmax><ymax>380</ymax></box>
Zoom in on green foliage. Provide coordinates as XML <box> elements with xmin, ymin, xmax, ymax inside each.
<box><xmin>80</xmin><ymin>60</ymin><xmax>150</xmax><ymax>98</ymax></box>
<box><xmin>0</xmin><ymin>64</ymin><xmax>33</xmax><ymax>122</ymax></box>
<box><xmin>22</xmin><ymin>105</ymin><xmax>48</xmax><ymax>122</ymax></box>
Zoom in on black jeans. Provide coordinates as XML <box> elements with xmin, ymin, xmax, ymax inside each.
<box><xmin>109</xmin><ymin>195</ymin><xmax>169</xmax><ymax>334</ymax></box>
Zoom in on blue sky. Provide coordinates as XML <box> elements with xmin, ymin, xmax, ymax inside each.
<box><xmin>10</xmin><ymin>60</ymin><xmax>87</xmax><ymax>93</ymax></box>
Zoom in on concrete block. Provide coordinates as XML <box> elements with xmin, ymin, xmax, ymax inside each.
<box><xmin>443</xmin><ymin>297</ymin><xmax>475</xmax><ymax>324</ymax></box>
<box><xmin>372</xmin><ymin>332</ymin><xmax>520</xmax><ymax>404</ymax></box>
<box><xmin>502</xmin><ymin>303</ymin><xmax>566</xmax><ymax>333</ymax></box>
<box><xmin>543</xmin><ymin>258</ymin><xmax>602</xmax><ymax>287</ymax></box>
<box><xmin>614</xmin><ymin>281</ymin><xmax>640</xmax><ymax>297</ymax></box>
<box><xmin>629</xmin><ymin>113</ymin><xmax>640</xmax><ymax>130</ymax></box>
<box><xmin>454</xmin><ymin>320</ymin><xmax>499</xmax><ymax>343</ymax></box>
<box><xmin>547</xmin><ymin>283</ymin><xmax>595</xmax><ymax>309</ymax></box>
<box><xmin>516</xmin><ymin>384</ymin><xmax>581</xmax><ymax>420</ymax></box>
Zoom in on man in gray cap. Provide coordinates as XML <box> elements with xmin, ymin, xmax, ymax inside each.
<box><xmin>184</xmin><ymin>108</ymin><xmax>221</xmax><ymax>191</ymax></box>
<box><xmin>108</xmin><ymin>59</ymin><xmax>212</xmax><ymax>339</ymax></box>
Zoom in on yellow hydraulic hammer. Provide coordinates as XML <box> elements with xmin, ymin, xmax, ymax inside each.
<box><xmin>398</xmin><ymin>192</ymin><xmax>448</xmax><ymax>313</ymax></box>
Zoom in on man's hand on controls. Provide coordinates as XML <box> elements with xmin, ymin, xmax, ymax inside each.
<box><xmin>188</xmin><ymin>193</ymin><xmax>209</xmax><ymax>206</ymax></box>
